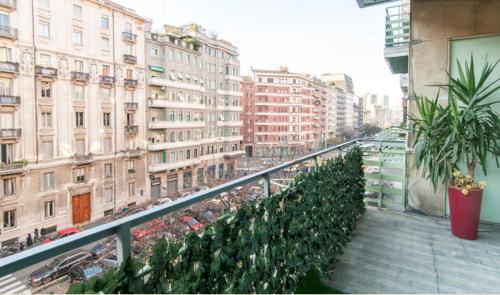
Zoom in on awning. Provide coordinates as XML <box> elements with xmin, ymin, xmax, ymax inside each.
<box><xmin>149</xmin><ymin>65</ymin><xmax>165</xmax><ymax>73</ymax></box>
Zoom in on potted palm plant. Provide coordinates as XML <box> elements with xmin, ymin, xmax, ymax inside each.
<box><xmin>410</xmin><ymin>57</ymin><xmax>500</xmax><ymax>240</ymax></box>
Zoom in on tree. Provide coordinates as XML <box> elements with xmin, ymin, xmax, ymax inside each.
<box><xmin>362</xmin><ymin>124</ymin><xmax>382</xmax><ymax>137</ymax></box>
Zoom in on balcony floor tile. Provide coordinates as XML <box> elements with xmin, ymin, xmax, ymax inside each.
<box><xmin>326</xmin><ymin>207</ymin><xmax>500</xmax><ymax>294</ymax></box>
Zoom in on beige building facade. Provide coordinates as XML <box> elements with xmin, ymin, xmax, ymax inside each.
<box><xmin>145</xmin><ymin>23</ymin><xmax>243</xmax><ymax>200</ymax></box>
<box><xmin>0</xmin><ymin>0</ymin><xmax>148</xmax><ymax>245</ymax></box>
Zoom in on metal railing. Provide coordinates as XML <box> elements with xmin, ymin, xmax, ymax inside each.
<box><xmin>0</xmin><ymin>95</ymin><xmax>20</xmax><ymax>105</ymax></box>
<box><xmin>0</xmin><ymin>61</ymin><xmax>19</xmax><ymax>73</ymax></box>
<box><xmin>0</xmin><ymin>128</ymin><xmax>21</xmax><ymax>138</ymax></box>
<box><xmin>124</xmin><ymin>79</ymin><xmax>139</xmax><ymax>87</ymax></box>
<box><xmin>125</xmin><ymin>102</ymin><xmax>138</xmax><ymax>111</ymax></box>
<box><xmin>0</xmin><ymin>25</ymin><xmax>17</xmax><ymax>39</ymax></box>
<box><xmin>0</xmin><ymin>138</ymin><xmax>404</xmax><ymax>277</ymax></box>
<box><xmin>123</xmin><ymin>54</ymin><xmax>137</xmax><ymax>64</ymax></box>
<box><xmin>0</xmin><ymin>163</ymin><xmax>25</xmax><ymax>175</ymax></box>
<box><xmin>73</xmin><ymin>154</ymin><xmax>94</xmax><ymax>164</ymax></box>
<box><xmin>71</xmin><ymin>71</ymin><xmax>89</xmax><ymax>82</ymax></box>
<box><xmin>0</xmin><ymin>0</ymin><xmax>16</xmax><ymax>9</ymax></box>
<box><xmin>35</xmin><ymin>66</ymin><xmax>58</xmax><ymax>77</ymax></box>
<box><xmin>122</xmin><ymin>31</ymin><xmax>137</xmax><ymax>43</ymax></box>
<box><xmin>100</xmin><ymin>75</ymin><xmax>115</xmax><ymax>84</ymax></box>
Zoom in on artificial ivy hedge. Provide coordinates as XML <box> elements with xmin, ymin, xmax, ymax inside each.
<box><xmin>69</xmin><ymin>147</ymin><xmax>365</xmax><ymax>294</ymax></box>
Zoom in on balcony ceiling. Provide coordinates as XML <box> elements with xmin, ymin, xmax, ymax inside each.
<box><xmin>355</xmin><ymin>0</ymin><xmax>399</xmax><ymax>8</ymax></box>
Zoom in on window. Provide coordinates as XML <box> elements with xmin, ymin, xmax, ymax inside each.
<box><xmin>104</xmin><ymin>163</ymin><xmax>112</xmax><ymax>178</ymax></box>
<box><xmin>128</xmin><ymin>182</ymin><xmax>135</xmax><ymax>196</ymax></box>
<box><xmin>150</xmin><ymin>47</ymin><xmax>159</xmax><ymax>57</ymax></box>
<box><xmin>125</xmin><ymin>90</ymin><xmax>134</xmax><ymax>102</ymax></box>
<box><xmin>101</xmin><ymin>15</ymin><xmax>109</xmax><ymax>29</ymax></box>
<box><xmin>126</xmin><ymin>69</ymin><xmax>133</xmax><ymax>79</ymax></box>
<box><xmin>76</xmin><ymin>168</ymin><xmax>85</xmax><ymax>182</ymax></box>
<box><xmin>102</xmin><ymin>88</ymin><xmax>111</xmax><ymax>101</ymax></box>
<box><xmin>43</xmin><ymin>172</ymin><xmax>55</xmax><ymax>189</ymax></box>
<box><xmin>169</xmin><ymin>111</ymin><xmax>175</xmax><ymax>122</ymax></box>
<box><xmin>44</xmin><ymin>201</ymin><xmax>55</xmax><ymax>218</ymax></box>
<box><xmin>3</xmin><ymin>178</ymin><xmax>15</xmax><ymax>196</ymax></box>
<box><xmin>75</xmin><ymin>112</ymin><xmax>84</xmax><ymax>127</ymax></box>
<box><xmin>102</xmin><ymin>65</ymin><xmax>110</xmax><ymax>76</ymax></box>
<box><xmin>3</xmin><ymin>209</ymin><xmax>15</xmax><ymax>229</ymax></box>
<box><xmin>74</xmin><ymin>85</ymin><xmax>84</xmax><ymax>100</ymax></box>
<box><xmin>39</xmin><ymin>21</ymin><xmax>50</xmax><ymax>38</ymax></box>
<box><xmin>104</xmin><ymin>188</ymin><xmax>113</xmax><ymax>203</ymax></box>
<box><xmin>42</xmin><ymin>141</ymin><xmax>53</xmax><ymax>159</ymax></box>
<box><xmin>0</xmin><ymin>112</ymin><xmax>13</xmax><ymax>129</ymax></box>
<box><xmin>73</xmin><ymin>30</ymin><xmax>82</xmax><ymax>45</ymax></box>
<box><xmin>127</xmin><ymin>159</ymin><xmax>135</xmax><ymax>171</ymax></box>
<box><xmin>178</xmin><ymin>111</ymin><xmax>183</xmax><ymax>121</ymax></box>
<box><xmin>41</xmin><ymin>81</ymin><xmax>51</xmax><ymax>98</ymax></box>
<box><xmin>103</xmin><ymin>138</ymin><xmax>112</xmax><ymax>153</ymax></box>
<box><xmin>73</xmin><ymin>5</ymin><xmax>82</xmax><ymax>19</ymax></box>
<box><xmin>75</xmin><ymin>139</ymin><xmax>85</xmax><ymax>155</ymax></box>
<box><xmin>74</xmin><ymin>60</ymin><xmax>83</xmax><ymax>72</ymax></box>
<box><xmin>0</xmin><ymin>47</ymin><xmax>11</xmax><ymax>62</ymax></box>
<box><xmin>103</xmin><ymin>112</ymin><xmax>111</xmax><ymax>127</ymax></box>
<box><xmin>125</xmin><ymin>22</ymin><xmax>132</xmax><ymax>33</ymax></box>
<box><xmin>42</xmin><ymin>112</ymin><xmax>52</xmax><ymax>127</ymax></box>
<box><xmin>101</xmin><ymin>37</ymin><xmax>110</xmax><ymax>51</ymax></box>
<box><xmin>39</xmin><ymin>0</ymin><xmax>49</xmax><ymax>8</ymax></box>
<box><xmin>39</xmin><ymin>54</ymin><xmax>51</xmax><ymax>67</ymax></box>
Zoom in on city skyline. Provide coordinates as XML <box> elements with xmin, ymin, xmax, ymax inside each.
<box><xmin>115</xmin><ymin>0</ymin><xmax>403</xmax><ymax>107</ymax></box>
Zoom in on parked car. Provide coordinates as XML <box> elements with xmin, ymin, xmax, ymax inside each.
<box><xmin>180</xmin><ymin>216</ymin><xmax>204</xmax><ymax>231</ymax></box>
<box><xmin>89</xmin><ymin>241</ymin><xmax>115</xmax><ymax>259</ymax></box>
<box><xmin>29</xmin><ymin>250</ymin><xmax>90</xmax><ymax>286</ymax></box>
<box><xmin>68</xmin><ymin>262</ymin><xmax>104</xmax><ymax>282</ymax></box>
<box><xmin>43</xmin><ymin>228</ymin><xmax>81</xmax><ymax>244</ymax></box>
<box><xmin>153</xmin><ymin>197</ymin><xmax>172</xmax><ymax>206</ymax></box>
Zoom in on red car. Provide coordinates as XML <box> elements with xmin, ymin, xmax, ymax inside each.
<box><xmin>180</xmin><ymin>216</ymin><xmax>204</xmax><ymax>231</ymax></box>
<box><xmin>43</xmin><ymin>228</ymin><xmax>81</xmax><ymax>244</ymax></box>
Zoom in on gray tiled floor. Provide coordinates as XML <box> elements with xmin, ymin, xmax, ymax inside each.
<box><xmin>327</xmin><ymin>207</ymin><xmax>500</xmax><ymax>294</ymax></box>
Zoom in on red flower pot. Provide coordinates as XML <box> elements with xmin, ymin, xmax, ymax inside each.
<box><xmin>448</xmin><ymin>186</ymin><xmax>483</xmax><ymax>240</ymax></box>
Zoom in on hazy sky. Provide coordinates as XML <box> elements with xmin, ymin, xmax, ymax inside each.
<box><xmin>116</xmin><ymin>0</ymin><xmax>402</xmax><ymax>106</ymax></box>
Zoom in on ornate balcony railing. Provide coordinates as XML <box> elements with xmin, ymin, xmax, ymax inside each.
<box><xmin>125</xmin><ymin>102</ymin><xmax>138</xmax><ymax>111</ymax></box>
<box><xmin>0</xmin><ymin>61</ymin><xmax>19</xmax><ymax>73</ymax></box>
<box><xmin>125</xmin><ymin>125</ymin><xmax>139</xmax><ymax>134</ymax></box>
<box><xmin>0</xmin><ymin>95</ymin><xmax>20</xmax><ymax>105</ymax></box>
<box><xmin>0</xmin><ymin>0</ymin><xmax>16</xmax><ymax>10</ymax></box>
<box><xmin>71</xmin><ymin>71</ymin><xmax>90</xmax><ymax>82</ymax></box>
<box><xmin>0</xmin><ymin>128</ymin><xmax>21</xmax><ymax>138</ymax></box>
<box><xmin>124</xmin><ymin>79</ymin><xmax>138</xmax><ymax>87</ymax></box>
<box><xmin>122</xmin><ymin>31</ymin><xmax>137</xmax><ymax>43</ymax></box>
<box><xmin>35</xmin><ymin>66</ymin><xmax>58</xmax><ymax>77</ymax></box>
<box><xmin>123</xmin><ymin>54</ymin><xmax>137</xmax><ymax>64</ymax></box>
<box><xmin>100</xmin><ymin>75</ymin><xmax>115</xmax><ymax>85</ymax></box>
<box><xmin>73</xmin><ymin>154</ymin><xmax>94</xmax><ymax>165</ymax></box>
<box><xmin>0</xmin><ymin>163</ymin><xmax>25</xmax><ymax>175</ymax></box>
<box><xmin>0</xmin><ymin>138</ymin><xmax>407</xmax><ymax>283</ymax></box>
<box><xmin>0</xmin><ymin>25</ymin><xmax>17</xmax><ymax>39</ymax></box>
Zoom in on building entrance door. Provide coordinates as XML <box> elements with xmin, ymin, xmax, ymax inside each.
<box><xmin>72</xmin><ymin>193</ymin><xmax>91</xmax><ymax>225</ymax></box>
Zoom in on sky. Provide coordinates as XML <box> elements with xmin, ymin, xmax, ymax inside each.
<box><xmin>116</xmin><ymin>0</ymin><xmax>402</xmax><ymax>107</ymax></box>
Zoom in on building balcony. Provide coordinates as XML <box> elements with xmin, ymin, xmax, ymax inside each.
<box><xmin>0</xmin><ymin>0</ymin><xmax>16</xmax><ymax>10</ymax></box>
<box><xmin>216</xmin><ymin>121</ymin><xmax>243</xmax><ymax>127</ymax></box>
<box><xmin>400</xmin><ymin>73</ymin><xmax>408</xmax><ymax>93</ymax></box>
<box><xmin>0</xmin><ymin>95</ymin><xmax>20</xmax><ymax>105</ymax></box>
<box><xmin>0</xmin><ymin>128</ymin><xmax>21</xmax><ymax>138</ymax></box>
<box><xmin>122</xmin><ymin>31</ymin><xmax>137</xmax><ymax>43</ymax></box>
<box><xmin>0</xmin><ymin>162</ymin><xmax>25</xmax><ymax>175</ymax></box>
<box><xmin>218</xmin><ymin>105</ymin><xmax>243</xmax><ymax>112</ymax></box>
<box><xmin>148</xmin><ymin>120</ymin><xmax>205</xmax><ymax>129</ymax></box>
<box><xmin>125</xmin><ymin>125</ymin><xmax>139</xmax><ymax>134</ymax></box>
<box><xmin>223</xmin><ymin>150</ymin><xmax>245</xmax><ymax>159</ymax></box>
<box><xmin>35</xmin><ymin>66</ymin><xmax>58</xmax><ymax>77</ymax></box>
<box><xmin>124</xmin><ymin>79</ymin><xmax>138</xmax><ymax>88</ymax></box>
<box><xmin>0</xmin><ymin>25</ymin><xmax>17</xmax><ymax>40</ymax></box>
<box><xmin>384</xmin><ymin>4</ymin><xmax>410</xmax><ymax>74</ymax></box>
<box><xmin>148</xmin><ymin>158</ymin><xmax>198</xmax><ymax>173</ymax></box>
<box><xmin>73</xmin><ymin>154</ymin><xmax>94</xmax><ymax>165</ymax></box>
<box><xmin>148</xmin><ymin>77</ymin><xmax>205</xmax><ymax>93</ymax></box>
<box><xmin>216</xmin><ymin>89</ymin><xmax>243</xmax><ymax>97</ymax></box>
<box><xmin>124</xmin><ymin>102</ymin><xmax>138</xmax><ymax>111</ymax></box>
<box><xmin>71</xmin><ymin>71</ymin><xmax>90</xmax><ymax>83</ymax></box>
<box><xmin>148</xmin><ymin>140</ymin><xmax>202</xmax><ymax>151</ymax></box>
<box><xmin>0</xmin><ymin>61</ymin><xmax>19</xmax><ymax>74</ymax></box>
<box><xmin>123</xmin><ymin>54</ymin><xmax>137</xmax><ymax>65</ymax></box>
<box><xmin>100</xmin><ymin>75</ymin><xmax>115</xmax><ymax>85</ymax></box>
<box><xmin>148</xmin><ymin>98</ymin><xmax>206</xmax><ymax>110</ymax></box>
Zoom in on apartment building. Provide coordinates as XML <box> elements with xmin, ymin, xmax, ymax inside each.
<box><xmin>0</xmin><ymin>0</ymin><xmax>147</xmax><ymax>246</ymax></box>
<box><xmin>321</xmin><ymin>73</ymin><xmax>356</xmax><ymax>136</ymax></box>
<box><xmin>325</xmin><ymin>86</ymin><xmax>337</xmax><ymax>138</ymax></box>
<box><xmin>145</xmin><ymin>23</ymin><xmax>243</xmax><ymax>200</ymax></box>
<box><xmin>242</xmin><ymin>76</ymin><xmax>256</xmax><ymax>157</ymax></box>
<box><xmin>243</xmin><ymin>67</ymin><xmax>325</xmax><ymax>158</ymax></box>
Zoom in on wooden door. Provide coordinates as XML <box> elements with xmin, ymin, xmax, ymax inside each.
<box><xmin>72</xmin><ymin>193</ymin><xmax>91</xmax><ymax>225</ymax></box>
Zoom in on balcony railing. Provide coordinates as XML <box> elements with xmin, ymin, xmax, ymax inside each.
<box><xmin>123</xmin><ymin>54</ymin><xmax>137</xmax><ymax>64</ymax></box>
<box><xmin>124</xmin><ymin>79</ymin><xmax>138</xmax><ymax>87</ymax></box>
<box><xmin>73</xmin><ymin>154</ymin><xmax>94</xmax><ymax>165</ymax></box>
<box><xmin>0</xmin><ymin>128</ymin><xmax>21</xmax><ymax>138</ymax></box>
<box><xmin>0</xmin><ymin>61</ymin><xmax>19</xmax><ymax>73</ymax></box>
<box><xmin>125</xmin><ymin>102</ymin><xmax>138</xmax><ymax>111</ymax></box>
<box><xmin>122</xmin><ymin>31</ymin><xmax>137</xmax><ymax>43</ymax></box>
<box><xmin>0</xmin><ymin>25</ymin><xmax>17</xmax><ymax>39</ymax></box>
<box><xmin>100</xmin><ymin>75</ymin><xmax>115</xmax><ymax>85</ymax></box>
<box><xmin>125</xmin><ymin>125</ymin><xmax>139</xmax><ymax>134</ymax></box>
<box><xmin>0</xmin><ymin>0</ymin><xmax>16</xmax><ymax>10</ymax></box>
<box><xmin>0</xmin><ymin>163</ymin><xmax>25</xmax><ymax>175</ymax></box>
<box><xmin>0</xmin><ymin>138</ymin><xmax>406</xmax><ymax>281</ymax></box>
<box><xmin>71</xmin><ymin>71</ymin><xmax>90</xmax><ymax>82</ymax></box>
<box><xmin>0</xmin><ymin>95</ymin><xmax>20</xmax><ymax>105</ymax></box>
<box><xmin>385</xmin><ymin>4</ymin><xmax>410</xmax><ymax>48</ymax></box>
<box><xmin>35</xmin><ymin>66</ymin><xmax>58</xmax><ymax>77</ymax></box>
